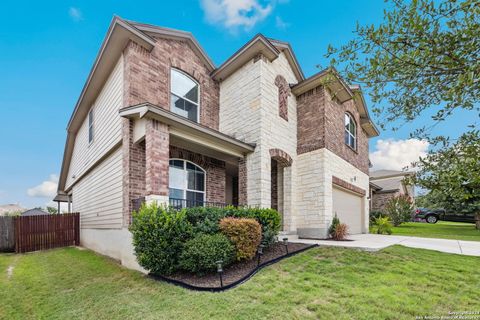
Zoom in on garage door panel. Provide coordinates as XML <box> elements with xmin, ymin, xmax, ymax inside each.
<box><xmin>333</xmin><ymin>187</ymin><xmax>363</xmax><ymax>234</ymax></box>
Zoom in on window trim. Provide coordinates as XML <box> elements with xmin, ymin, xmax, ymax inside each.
<box><xmin>170</xmin><ymin>68</ymin><xmax>200</xmax><ymax>123</ymax></box>
<box><xmin>88</xmin><ymin>109</ymin><xmax>94</xmax><ymax>144</ymax></box>
<box><xmin>168</xmin><ymin>158</ymin><xmax>206</xmax><ymax>202</ymax></box>
<box><xmin>344</xmin><ymin>112</ymin><xmax>357</xmax><ymax>150</ymax></box>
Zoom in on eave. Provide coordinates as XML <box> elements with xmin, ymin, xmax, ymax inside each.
<box><xmin>126</xmin><ymin>20</ymin><xmax>216</xmax><ymax>72</ymax></box>
<box><xmin>58</xmin><ymin>16</ymin><xmax>156</xmax><ymax>193</ymax></box>
<box><xmin>351</xmin><ymin>86</ymin><xmax>380</xmax><ymax>137</ymax></box>
<box><xmin>291</xmin><ymin>67</ymin><xmax>353</xmax><ymax>103</ymax></box>
<box><xmin>267</xmin><ymin>38</ymin><xmax>305</xmax><ymax>82</ymax></box>
<box><xmin>119</xmin><ymin>103</ymin><xmax>256</xmax><ymax>159</ymax></box>
<box><xmin>212</xmin><ymin>34</ymin><xmax>280</xmax><ymax>82</ymax></box>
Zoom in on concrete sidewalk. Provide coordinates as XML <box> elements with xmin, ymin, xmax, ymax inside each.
<box><xmin>285</xmin><ymin>233</ymin><xmax>480</xmax><ymax>256</ymax></box>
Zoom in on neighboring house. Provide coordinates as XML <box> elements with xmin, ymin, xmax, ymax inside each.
<box><xmin>0</xmin><ymin>204</ymin><xmax>25</xmax><ymax>216</ymax></box>
<box><xmin>369</xmin><ymin>170</ymin><xmax>415</xmax><ymax>212</ymax></box>
<box><xmin>55</xmin><ymin>17</ymin><xmax>379</xmax><ymax>271</ymax></box>
<box><xmin>21</xmin><ymin>208</ymin><xmax>49</xmax><ymax>216</ymax></box>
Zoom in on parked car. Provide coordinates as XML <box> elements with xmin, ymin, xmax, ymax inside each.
<box><xmin>414</xmin><ymin>208</ymin><xmax>476</xmax><ymax>224</ymax></box>
<box><xmin>414</xmin><ymin>208</ymin><xmax>444</xmax><ymax>223</ymax></box>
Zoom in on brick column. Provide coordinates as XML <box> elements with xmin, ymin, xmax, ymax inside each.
<box><xmin>122</xmin><ymin>118</ymin><xmax>146</xmax><ymax>226</ymax></box>
<box><xmin>238</xmin><ymin>156</ymin><xmax>247</xmax><ymax>206</ymax></box>
<box><xmin>145</xmin><ymin>119</ymin><xmax>170</xmax><ymax>205</ymax></box>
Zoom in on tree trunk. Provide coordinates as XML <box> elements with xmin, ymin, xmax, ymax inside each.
<box><xmin>476</xmin><ymin>213</ymin><xmax>480</xmax><ymax>230</ymax></box>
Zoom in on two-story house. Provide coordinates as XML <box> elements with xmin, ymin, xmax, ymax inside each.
<box><xmin>54</xmin><ymin>17</ymin><xmax>379</xmax><ymax>271</ymax></box>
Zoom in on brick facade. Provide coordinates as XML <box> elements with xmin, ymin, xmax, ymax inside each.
<box><xmin>371</xmin><ymin>191</ymin><xmax>400</xmax><ymax>212</ymax></box>
<box><xmin>271</xmin><ymin>159</ymin><xmax>278</xmax><ymax>210</ymax></box>
<box><xmin>145</xmin><ymin>119</ymin><xmax>170</xmax><ymax>197</ymax></box>
<box><xmin>324</xmin><ymin>93</ymin><xmax>369</xmax><ymax>174</ymax></box>
<box><xmin>332</xmin><ymin>176</ymin><xmax>366</xmax><ymax>196</ymax></box>
<box><xmin>238</xmin><ymin>157</ymin><xmax>247</xmax><ymax>206</ymax></box>
<box><xmin>169</xmin><ymin>146</ymin><xmax>226</xmax><ymax>203</ymax></box>
<box><xmin>296</xmin><ymin>85</ymin><xmax>369</xmax><ymax>174</ymax></box>
<box><xmin>122</xmin><ymin>118</ymin><xmax>146</xmax><ymax>226</ymax></box>
<box><xmin>269</xmin><ymin>148</ymin><xmax>293</xmax><ymax>167</ymax></box>
<box><xmin>296</xmin><ymin>87</ymin><xmax>326</xmax><ymax>154</ymax></box>
<box><xmin>274</xmin><ymin>75</ymin><xmax>290</xmax><ymax>121</ymax></box>
<box><xmin>123</xmin><ymin>38</ymin><xmax>220</xmax><ymax>130</ymax></box>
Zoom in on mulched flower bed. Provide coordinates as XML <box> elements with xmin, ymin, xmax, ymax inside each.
<box><xmin>150</xmin><ymin>242</ymin><xmax>316</xmax><ymax>291</ymax></box>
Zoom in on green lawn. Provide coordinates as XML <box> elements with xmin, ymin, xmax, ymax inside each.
<box><xmin>1</xmin><ymin>246</ymin><xmax>479</xmax><ymax>320</ymax></box>
<box><xmin>371</xmin><ymin>221</ymin><xmax>480</xmax><ymax>242</ymax></box>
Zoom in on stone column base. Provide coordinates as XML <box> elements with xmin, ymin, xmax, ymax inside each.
<box><xmin>145</xmin><ymin>195</ymin><xmax>169</xmax><ymax>206</ymax></box>
<box><xmin>297</xmin><ymin>227</ymin><xmax>329</xmax><ymax>240</ymax></box>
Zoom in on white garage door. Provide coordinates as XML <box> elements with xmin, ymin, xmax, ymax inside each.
<box><xmin>332</xmin><ymin>187</ymin><xmax>363</xmax><ymax>234</ymax></box>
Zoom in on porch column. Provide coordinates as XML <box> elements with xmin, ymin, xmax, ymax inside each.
<box><xmin>145</xmin><ymin>119</ymin><xmax>170</xmax><ymax>205</ymax></box>
<box><xmin>238</xmin><ymin>156</ymin><xmax>248</xmax><ymax>206</ymax></box>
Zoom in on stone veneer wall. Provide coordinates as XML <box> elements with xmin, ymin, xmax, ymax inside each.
<box><xmin>296</xmin><ymin>148</ymin><xmax>369</xmax><ymax>238</ymax></box>
<box><xmin>219</xmin><ymin>52</ymin><xmax>298</xmax><ymax>231</ymax></box>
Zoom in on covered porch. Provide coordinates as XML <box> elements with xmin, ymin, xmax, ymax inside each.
<box><xmin>120</xmin><ymin>103</ymin><xmax>255</xmax><ymax>217</ymax></box>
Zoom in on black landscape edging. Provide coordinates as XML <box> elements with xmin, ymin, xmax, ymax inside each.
<box><xmin>149</xmin><ymin>244</ymin><xmax>318</xmax><ymax>292</ymax></box>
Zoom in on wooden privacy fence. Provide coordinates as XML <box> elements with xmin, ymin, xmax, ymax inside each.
<box><xmin>14</xmin><ymin>213</ymin><xmax>80</xmax><ymax>253</ymax></box>
<box><xmin>0</xmin><ymin>216</ymin><xmax>15</xmax><ymax>252</ymax></box>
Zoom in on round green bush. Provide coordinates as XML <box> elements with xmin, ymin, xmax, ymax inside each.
<box><xmin>179</xmin><ymin>233</ymin><xmax>235</xmax><ymax>274</ymax></box>
<box><xmin>183</xmin><ymin>206</ymin><xmax>227</xmax><ymax>234</ymax></box>
<box><xmin>129</xmin><ymin>203</ymin><xmax>193</xmax><ymax>275</ymax></box>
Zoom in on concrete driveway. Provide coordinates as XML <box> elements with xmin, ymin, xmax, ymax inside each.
<box><xmin>287</xmin><ymin>234</ymin><xmax>480</xmax><ymax>256</ymax></box>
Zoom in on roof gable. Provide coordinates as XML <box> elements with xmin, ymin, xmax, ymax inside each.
<box><xmin>126</xmin><ymin>20</ymin><xmax>216</xmax><ymax>72</ymax></box>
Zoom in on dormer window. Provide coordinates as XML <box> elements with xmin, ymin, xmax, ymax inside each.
<box><xmin>170</xmin><ymin>69</ymin><xmax>199</xmax><ymax>122</ymax></box>
<box><xmin>344</xmin><ymin>113</ymin><xmax>356</xmax><ymax>150</ymax></box>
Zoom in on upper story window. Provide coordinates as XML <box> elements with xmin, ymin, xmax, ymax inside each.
<box><xmin>344</xmin><ymin>113</ymin><xmax>356</xmax><ymax>150</ymax></box>
<box><xmin>170</xmin><ymin>69</ymin><xmax>199</xmax><ymax>122</ymax></box>
<box><xmin>88</xmin><ymin>109</ymin><xmax>94</xmax><ymax>144</ymax></box>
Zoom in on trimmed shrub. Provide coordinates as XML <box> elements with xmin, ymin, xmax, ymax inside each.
<box><xmin>232</xmin><ymin>207</ymin><xmax>282</xmax><ymax>247</ymax></box>
<box><xmin>375</xmin><ymin>216</ymin><xmax>393</xmax><ymax>235</ymax></box>
<box><xmin>219</xmin><ymin>217</ymin><xmax>262</xmax><ymax>261</ymax></box>
<box><xmin>385</xmin><ymin>195</ymin><xmax>413</xmax><ymax>226</ymax></box>
<box><xmin>183</xmin><ymin>206</ymin><xmax>227</xmax><ymax>234</ymax></box>
<box><xmin>182</xmin><ymin>206</ymin><xmax>282</xmax><ymax>246</ymax></box>
<box><xmin>179</xmin><ymin>233</ymin><xmax>235</xmax><ymax>275</ymax></box>
<box><xmin>332</xmin><ymin>223</ymin><xmax>349</xmax><ymax>240</ymax></box>
<box><xmin>369</xmin><ymin>210</ymin><xmax>385</xmax><ymax>225</ymax></box>
<box><xmin>328</xmin><ymin>214</ymin><xmax>340</xmax><ymax>238</ymax></box>
<box><xmin>129</xmin><ymin>202</ymin><xmax>193</xmax><ymax>275</ymax></box>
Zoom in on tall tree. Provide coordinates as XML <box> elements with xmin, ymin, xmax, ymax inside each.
<box><xmin>410</xmin><ymin>131</ymin><xmax>480</xmax><ymax>229</ymax></box>
<box><xmin>326</xmin><ymin>0</ymin><xmax>480</xmax><ymax>135</ymax></box>
<box><xmin>46</xmin><ymin>206</ymin><xmax>58</xmax><ymax>214</ymax></box>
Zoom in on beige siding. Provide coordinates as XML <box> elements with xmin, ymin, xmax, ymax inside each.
<box><xmin>66</xmin><ymin>55</ymin><xmax>124</xmax><ymax>190</ymax></box>
<box><xmin>72</xmin><ymin>147</ymin><xmax>123</xmax><ymax>229</ymax></box>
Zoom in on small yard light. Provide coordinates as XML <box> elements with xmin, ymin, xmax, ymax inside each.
<box><xmin>257</xmin><ymin>244</ymin><xmax>265</xmax><ymax>266</ymax></box>
<box><xmin>282</xmin><ymin>237</ymin><xmax>289</xmax><ymax>255</ymax></box>
<box><xmin>216</xmin><ymin>260</ymin><xmax>224</xmax><ymax>287</ymax></box>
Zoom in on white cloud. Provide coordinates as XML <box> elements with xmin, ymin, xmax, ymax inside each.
<box><xmin>200</xmin><ymin>0</ymin><xmax>273</xmax><ymax>31</ymax></box>
<box><xmin>68</xmin><ymin>7</ymin><xmax>83</xmax><ymax>22</ymax></box>
<box><xmin>275</xmin><ymin>16</ymin><xmax>289</xmax><ymax>30</ymax></box>
<box><xmin>27</xmin><ymin>174</ymin><xmax>59</xmax><ymax>198</ymax></box>
<box><xmin>370</xmin><ymin>139</ymin><xmax>429</xmax><ymax>171</ymax></box>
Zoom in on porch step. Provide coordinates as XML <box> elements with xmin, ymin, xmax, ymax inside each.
<box><xmin>278</xmin><ymin>232</ymin><xmax>299</xmax><ymax>242</ymax></box>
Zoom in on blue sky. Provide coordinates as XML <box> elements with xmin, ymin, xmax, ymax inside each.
<box><xmin>0</xmin><ymin>0</ymin><xmax>473</xmax><ymax>208</ymax></box>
